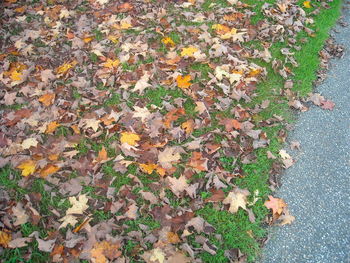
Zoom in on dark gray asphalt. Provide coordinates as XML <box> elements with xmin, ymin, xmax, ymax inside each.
<box><xmin>262</xmin><ymin>5</ymin><xmax>350</xmax><ymax>263</ymax></box>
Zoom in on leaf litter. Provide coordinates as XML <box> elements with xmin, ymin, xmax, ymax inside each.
<box><xmin>0</xmin><ymin>0</ymin><xmax>337</xmax><ymax>262</ymax></box>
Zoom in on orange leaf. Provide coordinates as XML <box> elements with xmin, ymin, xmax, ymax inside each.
<box><xmin>176</xmin><ymin>75</ymin><xmax>191</xmax><ymax>89</ymax></box>
<box><xmin>139</xmin><ymin>163</ymin><xmax>158</xmax><ymax>174</ymax></box>
<box><xmin>91</xmin><ymin>241</ymin><xmax>122</xmax><ymax>263</ymax></box>
<box><xmin>46</xmin><ymin>121</ymin><xmax>60</xmax><ymax>134</ymax></box>
<box><xmin>96</xmin><ymin>147</ymin><xmax>108</xmax><ymax>163</ymax></box>
<box><xmin>0</xmin><ymin>230</ymin><xmax>11</xmax><ymax>248</ymax></box>
<box><xmin>40</xmin><ymin>164</ymin><xmax>60</xmax><ymax>177</ymax></box>
<box><xmin>38</xmin><ymin>93</ymin><xmax>55</xmax><ymax>107</ymax></box>
<box><xmin>181</xmin><ymin>119</ymin><xmax>194</xmax><ymax>135</ymax></box>
<box><xmin>264</xmin><ymin>195</ymin><xmax>287</xmax><ymax>216</ymax></box>
<box><xmin>164</xmin><ymin>108</ymin><xmax>185</xmax><ymax>128</ymax></box>
<box><xmin>167</xmin><ymin>232</ymin><xmax>181</xmax><ymax>244</ymax></box>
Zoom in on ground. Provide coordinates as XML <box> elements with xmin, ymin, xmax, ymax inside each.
<box><xmin>0</xmin><ymin>0</ymin><xmax>342</xmax><ymax>263</ymax></box>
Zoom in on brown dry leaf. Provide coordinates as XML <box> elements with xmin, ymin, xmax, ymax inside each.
<box><xmin>38</xmin><ymin>93</ymin><xmax>55</xmax><ymax>107</ymax></box>
<box><xmin>40</xmin><ymin>164</ymin><xmax>60</xmax><ymax>177</ymax></box>
<box><xmin>141</xmin><ymin>247</ymin><xmax>165</xmax><ymax>263</ymax></box>
<box><xmin>164</xmin><ymin>108</ymin><xmax>185</xmax><ymax>128</ymax></box>
<box><xmin>66</xmin><ymin>194</ymin><xmax>89</xmax><ymax>215</ymax></box>
<box><xmin>90</xmin><ymin>241</ymin><xmax>122</xmax><ymax>263</ymax></box>
<box><xmin>264</xmin><ymin>195</ymin><xmax>287</xmax><ymax>216</ymax></box>
<box><xmin>167</xmin><ymin>232</ymin><xmax>181</xmax><ymax>244</ymax></box>
<box><xmin>167</xmin><ymin>175</ymin><xmax>188</xmax><ymax>197</ymax></box>
<box><xmin>223</xmin><ymin>188</ymin><xmax>250</xmax><ymax>213</ymax></box>
<box><xmin>187</xmin><ymin>151</ymin><xmax>208</xmax><ymax>171</ymax></box>
<box><xmin>158</xmin><ymin>147</ymin><xmax>181</xmax><ymax>169</ymax></box>
<box><xmin>12</xmin><ymin>202</ymin><xmax>29</xmax><ymax>226</ymax></box>
<box><xmin>279</xmin><ymin>209</ymin><xmax>295</xmax><ymax>225</ymax></box>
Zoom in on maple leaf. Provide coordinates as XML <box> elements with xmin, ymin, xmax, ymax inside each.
<box><xmin>0</xmin><ymin>231</ymin><xmax>11</xmax><ymax>248</ymax></box>
<box><xmin>176</xmin><ymin>75</ymin><xmax>191</xmax><ymax>89</ymax></box>
<box><xmin>59</xmin><ymin>215</ymin><xmax>78</xmax><ymax>229</ymax></box>
<box><xmin>142</xmin><ymin>248</ymin><xmax>166</xmax><ymax>263</ymax></box>
<box><xmin>181</xmin><ymin>46</ymin><xmax>199</xmax><ymax>57</ymax></box>
<box><xmin>103</xmin><ymin>58</ymin><xmax>120</xmax><ymax>69</ymax></box>
<box><xmin>12</xmin><ymin>202</ymin><xmax>29</xmax><ymax>226</ymax></box>
<box><xmin>38</xmin><ymin>93</ymin><xmax>55</xmax><ymax>107</ymax></box>
<box><xmin>167</xmin><ymin>175</ymin><xmax>189</xmax><ymax>197</ymax></box>
<box><xmin>56</xmin><ymin>60</ymin><xmax>77</xmax><ymax>75</ymax></box>
<box><xmin>132</xmin><ymin>72</ymin><xmax>152</xmax><ymax>93</ymax></box>
<box><xmin>303</xmin><ymin>1</ymin><xmax>312</xmax><ymax>8</ymax></box>
<box><xmin>21</xmin><ymin>138</ymin><xmax>38</xmax><ymax>150</ymax></box>
<box><xmin>133</xmin><ymin>106</ymin><xmax>151</xmax><ymax>122</ymax></box>
<box><xmin>139</xmin><ymin>163</ymin><xmax>158</xmax><ymax>174</ymax></box>
<box><xmin>181</xmin><ymin>119</ymin><xmax>194</xmax><ymax>134</ymax></box>
<box><xmin>223</xmin><ymin>188</ymin><xmax>250</xmax><ymax>213</ymax></box>
<box><xmin>158</xmin><ymin>147</ymin><xmax>181</xmax><ymax>169</ymax></box>
<box><xmin>45</xmin><ymin>121</ymin><xmax>60</xmax><ymax>134</ymax></box>
<box><xmin>321</xmin><ymin>99</ymin><xmax>335</xmax><ymax>110</ymax></box>
<box><xmin>264</xmin><ymin>195</ymin><xmax>287</xmax><ymax>215</ymax></box>
<box><xmin>279</xmin><ymin>209</ymin><xmax>295</xmax><ymax>225</ymax></box>
<box><xmin>96</xmin><ymin>146</ymin><xmax>108</xmax><ymax>163</ymax></box>
<box><xmin>40</xmin><ymin>164</ymin><xmax>60</xmax><ymax>177</ymax></box>
<box><xmin>66</xmin><ymin>194</ymin><xmax>89</xmax><ymax>215</ymax></box>
<box><xmin>120</xmin><ymin>132</ymin><xmax>140</xmax><ymax>146</ymax></box>
<box><xmin>162</xmin><ymin>36</ymin><xmax>176</xmax><ymax>47</ymax></box>
<box><xmin>17</xmin><ymin>159</ymin><xmax>36</xmax><ymax>177</ymax></box>
<box><xmin>91</xmin><ymin>241</ymin><xmax>122</xmax><ymax>263</ymax></box>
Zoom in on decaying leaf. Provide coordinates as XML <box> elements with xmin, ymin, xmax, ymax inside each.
<box><xmin>223</xmin><ymin>187</ymin><xmax>250</xmax><ymax>213</ymax></box>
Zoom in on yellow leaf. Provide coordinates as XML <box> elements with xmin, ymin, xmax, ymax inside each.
<box><xmin>46</xmin><ymin>121</ymin><xmax>60</xmax><ymax>134</ymax></box>
<box><xmin>108</xmin><ymin>35</ymin><xmax>119</xmax><ymax>43</ymax></box>
<box><xmin>120</xmin><ymin>21</ymin><xmax>132</xmax><ymax>29</ymax></box>
<box><xmin>303</xmin><ymin>1</ymin><xmax>312</xmax><ymax>8</ymax></box>
<box><xmin>176</xmin><ymin>75</ymin><xmax>191</xmax><ymax>89</ymax></box>
<box><xmin>0</xmin><ymin>231</ymin><xmax>11</xmax><ymax>248</ymax></box>
<box><xmin>161</xmin><ymin>37</ymin><xmax>175</xmax><ymax>47</ymax></box>
<box><xmin>139</xmin><ymin>163</ymin><xmax>158</xmax><ymax>174</ymax></box>
<box><xmin>56</xmin><ymin>61</ymin><xmax>77</xmax><ymax>75</ymax></box>
<box><xmin>181</xmin><ymin>46</ymin><xmax>199</xmax><ymax>57</ymax></box>
<box><xmin>38</xmin><ymin>93</ymin><xmax>55</xmax><ymax>107</ymax></box>
<box><xmin>10</xmin><ymin>70</ymin><xmax>22</xmax><ymax>81</ymax></box>
<box><xmin>40</xmin><ymin>164</ymin><xmax>60</xmax><ymax>177</ymax></box>
<box><xmin>120</xmin><ymin>132</ymin><xmax>140</xmax><ymax>146</ymax></box>
<box><xmin>17</xmin><ymin>159</ymin><xmax>36</xmax><ymax>177</ymax></box>
<box><xmin>103</xmin><ymin>58</ymin><xmax>120</xmax><ymax>69</ymax></box>
<box><xmin>212</xmin><ymin>24</ymin><xmax>230</xmax><ymax>34</ymax></box>
<box><xmin>83</xmin><ymin>36</ymin><xmax>93</xmax><ymax>43</ymax></box>
<box><xmin>181</xmin><ymin>119</ymin><xmax>194</xmax><ymax>134</ymax></box>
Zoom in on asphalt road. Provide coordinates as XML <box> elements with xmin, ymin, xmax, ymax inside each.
<box><xmin>262</xmin><ymin>4</ymin><xmax>350</xmax><ymax>263</ymax></box>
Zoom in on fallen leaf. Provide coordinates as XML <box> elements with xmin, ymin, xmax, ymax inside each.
<box><xmin>21</xmin><ymin>138</ymin><xmax>38</xmax><ymax>149</ymax></box>
<box><xmin>66</xmin><ymin>194</ymin><xmax>89</xmax><ymax>215</ymax></box>
<box><xmin>167</xmin><ymin>175</ymin><xmax>189</xmax><ymax>197</ymax></box>
<box><xmin>91</xmin><ymin>241</ymin><xmax>122</xmax><ymax>263</ymax></box>
<box><xmin>264</xmin><ymin>195</ymin><xmax>286</xmax><ymax>215</ymax></box>
<box><xmin>0</xmin><ymin>231</ymin><xmax>11</xmax><ymax>248</ymax></box>
<box><xmin>181</xmin><ymin>46</ymin><xmax>198</xmax><ymax>57</ymax></box>
<box><xmin>17</xmin><ymin>159</ymin><xmax>36</xmax><ymax>176</ymax></box>
<box><xmin>176</xmin><ymin>75</ymin><xmax>191</xmax><ymax>89</ymax></box>
<box><xmin>223</xmin><ymin>188</ymin><xmax>250</xmax><ymax>213</ymax></box>
<box><xmin>320</xmin><ymin>100</ymin><xmax>335</xmax><ymax>110</ymax></box>
<box><xmin>120</xmin><ymin>132</ymin><xmax>140</xmax><ymax>146</ymax></box>
<box><xmin>40</xmin><ymin>164</ymin><xmax>60</xmax><ymax>177</ymax></box>
<box><xmin>158</xmin><ymin>147</ymin><xmax>181</xmax><ymax>169</ymax></box>
<box><xmin>45</xmin><ymin>121</ymin><xmax>60</xmax><ymax>134</ymax></box>
<box><xmin>303</xmin><ymin>1</ymin><xmax>312</xmax><ymax>8</ymax></box>
<box><xmin>38</xmin><ymin>93</ymin><xmax>55</xmax><ymax>107</ymax></box>
<box><xmin>96</xmin><ymin>146</ymin><xmax>108</xmax><ymax>163</ymax></box>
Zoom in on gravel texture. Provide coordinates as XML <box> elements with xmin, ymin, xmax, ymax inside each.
<box><xmin>262</xmin><ymin>5</ymin><xmax>350</xmax><ymax>263</ymax></box>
